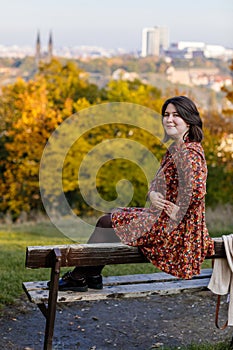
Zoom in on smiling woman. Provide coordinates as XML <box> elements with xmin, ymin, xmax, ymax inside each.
<box><xmin>161</xmin><ymin>96</ymin><xmax>204</xmax><ymax>143</ymax></box>
<box><xmin>162</xmin><ymin>106</ymin><xmax>189</xmax><ymax>142</ymax></box>
<box><xmin>50</xmin><ymin>96</ymin><xmax>215</xmax><ymax>292</ymax></box>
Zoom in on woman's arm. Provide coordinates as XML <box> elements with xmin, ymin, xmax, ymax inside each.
<box><xmin>175</xmin><ymin>143</ymin><xmax>207</xmax><ymax>221</ymax></box>
<box><xmin>150</xmin><ymin>191</ymin><xmax>180</xmax><ymax>220</ymax></box>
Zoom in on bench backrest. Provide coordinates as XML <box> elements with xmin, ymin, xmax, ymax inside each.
<box><xmin>25</xmin><ymin>238</ymin><xmax>225</xmax><ymax>269</ymax></box>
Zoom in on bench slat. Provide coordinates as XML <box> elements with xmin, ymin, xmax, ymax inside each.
<box><xmin>22</xmin><ymin>269</ymin><xmax>212</xmax><ymax>304</ymax></box>
<box><xmin>23</xmin><ymin>276</ymin><xmax>211</xmax><ymax>304</ymax></box>
<box><xmin>23</xmin><ymin>268</ymin><xmax>212</xmax><ymax>290</ymax></box>
<box><xmin>25</xmin><ymin>238</ymin><xmax>225</xmax><ymax>269</ymax></box>
<box><xmin>104</xmin><ymin>268</ymin><xmax>212</xmax><ymax>285</ymax></box>
<box><xmin>26</xmin><ymin>243</ymin><xmax>147</xmax><ymax>268</ymax></box>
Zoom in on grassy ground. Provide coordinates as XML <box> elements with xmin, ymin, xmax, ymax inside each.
<box><xmin>163</xmin><ymin>343</ymin><xmax>232</xmax><ymax>350</ymax></box>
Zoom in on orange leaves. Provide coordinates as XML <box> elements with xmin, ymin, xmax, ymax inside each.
<box><xmin>0</xmin><ymin>77</ymin><xmax>63</xmax><ymax>214</ymax></box>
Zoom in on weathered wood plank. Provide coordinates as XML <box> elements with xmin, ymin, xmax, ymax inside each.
<box><xmin>25</xmin><ymin>238</ymin><xmax>225</xmax><ymax>269</ymax></box>
<box><xmin>26</xmin><ymin>243</ymin><xmax>147</xmax><ymax>268</ymax></box>
<box><xmin>23</xmin><ymin>268</ymin><xmax>212</xmax><ymax>291</ymax></box>
<box><xmin>104</xmin><ymin>268</ymin><xmax>212</xmax><ymax>285</ymax></box>
<box><xmin>23</xmin><ymin>269</ymin><xmax>212</xmax><ymax>303</ymax></box>
<box><xmin>23</xmin><ymin>276</ymin><xmax>211</xmax><ymax>304</ymax></box>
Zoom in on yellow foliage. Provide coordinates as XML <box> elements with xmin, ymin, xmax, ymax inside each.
<box><xmin>73</xmin><ymin>98</ymin><xmax>91</xmax><ymax>112</ymax></box>
<box><xmin>0</xmin><ymin>76</ymin><xmax>63</xmax><ymax>214</ymax></box>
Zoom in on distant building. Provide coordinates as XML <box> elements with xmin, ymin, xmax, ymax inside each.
<box><xmin>166</xmin><ymin>65</ymin><xmax>232</xmax><ymax>91</ymax></box>
<box><xmin>35</xmin><ymin>31</ymin><xmax>53</xmax><ymax>66</ymax></box>
<box><xmin>204</xmin><ymin>45</ymin><xmax>227</xmax><ymax>59</ymax></box>
<box><xmin>177</xmin><ymin>41</ymin><xmax>205</xmax><ymax>51</ymax></box>
<box><xmin>141</xmin><ymin>26</ymin><xmax>169</xmax><ymax>57</ymax></box>
<box><xmin>35</xmin><ymin>31</ymin><xmax>41</xmax><ymax>66</ymax></box>
<box><xmin>112</xmin><ymin>68</ymin><xmax>139</xmax><ymax>81</ymax></box>
<box><xmin>47</xmin><ymin>31</ymin><xmax>53</xmax><ymax>62</ymax></box>
<box><xmin>159</xmin><ymin>26</ymin><xmax>170</xmax><ymax>51</ymax></box>
<box><xmin>141</xmin><ymin>27</ymin><xmax>160</xmax><ymax>57</ymax></box>
<box><xmin>166</xmin><ymin>41</ymin><xmax>233</xmax><ymax>61</ymax></box>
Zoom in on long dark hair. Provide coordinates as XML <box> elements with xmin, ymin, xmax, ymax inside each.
<box><xmin>161</xmin><ymin>96</ymin><xmax>203</xmax><ymax>142</ymax></box>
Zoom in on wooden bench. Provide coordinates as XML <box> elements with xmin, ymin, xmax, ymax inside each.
<box><xmin>23</xmin><ymin>238</ymin><xmax>225</xmax><ymax>350</ymax></box>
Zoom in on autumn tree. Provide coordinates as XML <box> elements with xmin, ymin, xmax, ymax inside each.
<box><xmin>105</xmin><ymin>78</ymin><xmax>163</xmax><ymax>112</ymax></box>
<box><xmin>0</xmin><ymin>59</ymin><xmax>100</xmax><ymax>218</ymax></box>
<box><xmin>203</xmin><ymin>68</ymin><xmax>233</xmax><ymax>206</ymax></box>
<box><xmin>221</xmin><ymin>59</ymin><xmax>233</xmax><ymax>117</ymax></box>
<box><xmin>38</xmin><ymin>58</ymin><xmax>102</xmax><ymax>108</ymax></box>
<box><xmin>0</xmin><ymin>77</ymin><xmax>63</xmax><ymax>216</ymax></box>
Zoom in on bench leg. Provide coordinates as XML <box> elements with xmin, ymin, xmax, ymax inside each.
<box><xmin>43</xmin><ymin>248</ymin><xmax>61</xmax><ymax>350</ymax></box>
<box><xmin>230</xmin><ymin>334</ymin><xmax>233</xmax><ymax>349</ymax></box>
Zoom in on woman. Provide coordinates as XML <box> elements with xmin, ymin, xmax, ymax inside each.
<box><xmin>55</xmin><ymin>96</ymin><xmax>215</xmax><ymax>291</ymax></box>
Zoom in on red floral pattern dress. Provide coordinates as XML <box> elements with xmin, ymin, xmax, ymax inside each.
<box><xmin>111</xmin><ymin>140</ymin><xmax>215</xmax><ymax>279</ymax></box>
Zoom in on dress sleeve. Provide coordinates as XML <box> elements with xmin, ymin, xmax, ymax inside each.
<box><xmin>175</xmin><ymin>143</ymin><xmax>207</xmax><ymax>220</ymax></box>
<box><xmin>146</xmin><ymin>151</ymin><xmax>168</xmax><ymax>200</ymax></box>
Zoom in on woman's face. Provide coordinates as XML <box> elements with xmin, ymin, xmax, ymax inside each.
<box><xmin>162</xmin><ymin>103</ymin><xmax>189</xmax><ymax>142</ymax></box>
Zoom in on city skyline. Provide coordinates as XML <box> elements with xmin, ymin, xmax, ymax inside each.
<box><xmin>0</xmin><ymin>0</ymin><xmax>232</xmax><ymax>51</ymax></box>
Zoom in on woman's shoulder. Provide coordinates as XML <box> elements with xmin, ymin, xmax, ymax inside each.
<box><xmin>167</xmin><ymin>140</ymin><xmax>205</xmax><ymax>160</ymax></box>
<box><xmin>184</xmin><ymin>141</ymin><xmax>205</xmax><ymax>159</ymax></box>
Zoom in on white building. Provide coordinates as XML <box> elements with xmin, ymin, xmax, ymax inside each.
<box><xmin>112</xmin><ymin>68</ymin><xmax>139</xmax><ymax>81</ymax></box>
<box><xmin>141</xmin><ymin>26</ymin><xmax>169</xmax><ymax>57</ymax></box>
<box><xmin>159</xmin><ymin>26</ymin><xmax>170</xmax><ymax>50</ymax></box>
<box><xmin>204</xmin><ymin>45</ymin><xmax>227</xmax><ymax>59</ymax></box>
<box><xmin>175</xmin><ymin>41</ymin><xmax>233</xmax><ymax>60</ymax></box>
<box><xmin>177</xmin><ymin>41</ymin><xmax>205</xmax><ymax>51</ymax></box>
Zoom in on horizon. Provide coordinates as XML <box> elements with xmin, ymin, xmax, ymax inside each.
<box><xmin>0</xmin><ymin>35</ymin><xmax>232</xmax><ymax>52</ymax></box>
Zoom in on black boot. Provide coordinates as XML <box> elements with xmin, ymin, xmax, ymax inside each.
<box><xmin>72</xmin><ymin>265</ymin><xmax>104</xmax><ymax>290</ymax></box>
<box><xmin>47</xmin><ymin>266</ymin><xmax>104</xmax><ymax>291</ymax></box>
<box><xmin>47</xmin><ymin>271</ymin><xmax>88</xmax><ymax>292</ymax></box>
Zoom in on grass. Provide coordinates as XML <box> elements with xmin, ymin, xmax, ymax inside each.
<box><xmin>161</xmin><ymin>341</ymin><xmax>232</xmax><ymax>350</ymax></box>
<box><xmin>0</xmin><ymin>221</ymin><xmax>71</xmax><ymax>307</ymax></box>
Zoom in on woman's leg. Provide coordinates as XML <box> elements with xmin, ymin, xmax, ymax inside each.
<box><xmin>50</xmin><ymin>214</ymin><xmax>121</xmax><ymax>291</ymax></box>
<box><xmin>88</xmin><ymin>213</ymin><xmax>121</xmax><ymax>243</ymax></box>
<box><xmin>72</xmin><ymin>213</ymin><xmax>120</xmax><ymax>278</ymax></box>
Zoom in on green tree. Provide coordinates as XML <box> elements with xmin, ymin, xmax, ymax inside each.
<box><xmin>38</xmin><ymin>58</ymin><xmax>102</xmax><ymax>108</ymax></box>
<box><xmin>221</xmin><ymin>59</ymin><xmax>233</xmax><ymax>117</ymax></box>
<box><xmin>0</xmin><ymin>58</ymin><xmax>101</xmax><ymax>217</ymax></box>
<box><xmin>105</xmin><ymin>79</ymin><xmax>163</xmax><ymax>112</ymax></box>
<box><xmin>0</xmin><ymin>77</ymin><xmax>63</xmax><ymax>215</ymax></box>
<box><xmin>203</xmin><ymin>107</ymin><xmax>233</xmax><ymax>206</ymax></box>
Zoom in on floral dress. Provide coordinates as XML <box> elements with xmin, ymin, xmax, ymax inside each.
<box><xmin>111</xmin><ymin>140</ymin><xmax>215</xmax><ymax>279</ymax></box>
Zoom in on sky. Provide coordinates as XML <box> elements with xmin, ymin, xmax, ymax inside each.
<box><xmin>0</xmin><ymin>0</ymin><xmax>232</xmax><ymax>51</ymax></box>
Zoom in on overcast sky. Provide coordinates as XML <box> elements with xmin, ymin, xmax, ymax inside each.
<box><xmin>0</xmin><ymin>0</ymin><xmax>232</xmax><ymax>50</ymax></box>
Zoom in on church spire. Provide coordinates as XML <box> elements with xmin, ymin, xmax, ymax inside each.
<box><xmin>35</xmin><ymin>30</ymin><xmax>41</xmax><ymax>66</ymax></box>
<box><xmin>48</xmin><ymin>30</ymin><xmax>53</xmax><ymax>62</ymax></box>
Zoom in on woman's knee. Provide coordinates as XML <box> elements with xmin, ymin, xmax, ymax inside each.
<box><xmin>96</xmin><ymin>213</ymin><xmax>112</xmax><ymax>228</ymax></box>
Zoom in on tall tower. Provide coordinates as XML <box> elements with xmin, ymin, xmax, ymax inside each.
<box><xmin>141</xmin><ymin>26</ymin><xmax>169</xmax><ymax>57</ymax></box>
<box><xmin>47</xmin><ymin>31</ymin><xmax>53</xmax><ymax>62</ymax></box>
<box><xmin>35</xmin><ymin>31</ymin><xmax>41</xmax><ymax>65</ymax></box>
<box><xmin>159</xmin><ymin>26</ymin><xmax>169</xmax><ymax>51</ymax></box>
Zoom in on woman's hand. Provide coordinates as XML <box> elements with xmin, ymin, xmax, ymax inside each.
<box><xmin>150</xmin><ymin>191</ymin><xmax>180</xmax><ymax>220</ymax></box>
<box><xmin>164</xmin><ymin>201</ymin><xmax>180</xmax><ymax>221</ymax></box>
<box><xmin>149</xmin><ymin>191</ymin><xmax>166</xmax><ymax>210</ymax></box>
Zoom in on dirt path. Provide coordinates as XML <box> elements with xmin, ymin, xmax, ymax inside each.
<box><xmin>0</xmin><ymin>290</ymin><xmax>232</xmax><ymax>350</ymax></box>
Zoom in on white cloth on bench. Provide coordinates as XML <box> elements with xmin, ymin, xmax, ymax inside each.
<box><xmin>208</xmin><ymin>234</ymin><xmax>233</xmax><ymax>326</ymax></box>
